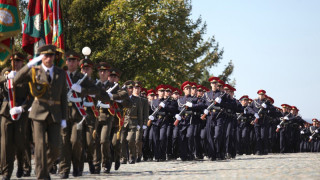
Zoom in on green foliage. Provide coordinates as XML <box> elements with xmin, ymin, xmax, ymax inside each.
<box><xmin>19</xmin><ymin>0</ymin><xmax>234</xmax><ymax>89</ymax></box>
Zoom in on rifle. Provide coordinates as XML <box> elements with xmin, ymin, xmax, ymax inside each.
<box><xmin>67</xmin><ymin>73</ymin><xmax>88</xmax><ymax>102</ymax></box>
<box><xmin>309</xmin><ymin>128</ymin><xmax>319</xmax><ymax>142</ymax></box>
<box><xmin>237</xmin><ymin>106</ymin><xmax>249</xmax><ymax>121</ymax></box>
<box><xmin>147</xmin><ymin>97</ymin><xmax>170</xmax><ymax>126</ymax></box>
<box><xmin>276</xmin><ymin>113</ymin><xmax>291</xmax><ymax>133</ymax></box>
<box><xmin>200</xmin><ymin>92</ymin><xmax>226</xmax><ymax>120</ymax></box>
<box><xmin>174</xmin><ymin>106</ymin><xmax>188</xmax><ymax>126</ymax></box>
<box><xmin>251</xmin><ymin>99</ymin><xmax>270</xmax><ymax>125</ymax></box>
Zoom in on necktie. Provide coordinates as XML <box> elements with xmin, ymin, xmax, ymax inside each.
<box><xmin>46</xmin><ymin>70</ymin><xmax>51</xmax><ymax>83</ymax></box>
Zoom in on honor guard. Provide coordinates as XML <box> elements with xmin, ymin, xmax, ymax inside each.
<box><xmin>11</xmin><ymin>45</ymin><xmax>67</xmax><ymax>180</ymax></box>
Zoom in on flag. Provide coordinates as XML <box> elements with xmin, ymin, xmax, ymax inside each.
<box><xmin>0</xmin><ymin>0</ymin><xmax>21</xmax><ymax>41</ymax></box>
<box><xmin>23</xmin><ymin>0</ymin><xmax>65</xmax><ymax>66</ymax></box>
<box><xmin>22</xmin><ymin>0</ymin><xmax>45</xmax><ymax>56</ymax></box>
<box><xmin>0</xmin><ymin>0</ymin><xmax>21</xmax><ymax>65</ymax></box>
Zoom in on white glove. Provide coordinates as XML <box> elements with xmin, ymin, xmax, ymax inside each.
<box><xmin>244</xmin><ymin>110</ymin><xmax>247</xmax><ymax>114</ymax></box>
<box><xmin>143</xmin><ymin>125</ymin><xmax>147</xmax><ymax>130</ymax></box>
<box><xmin>159</xmin><ymin>102</ymin><xmax>166</xmax><ymax>108</ymax></box>
<box><xmin>61</xmin><ymin>119</ymin><xmax>67</xmax><ymax>129</ymax></box>
<box><xmin>137</xmin><ymin>125</ymin><xmax>141</xmax><ymax>130</ymax></box>
<box><xmin>284</xmin><ymin>116</ymin><xmax>289</xmax><ymax>120</ymax></box>
<box><xmin>175</xmin><ymin>114</ymin><xmax>181</xmax><ymax>121</ymax></box>
<box><xmin>10</xmin><ymin>106</ymin><xmax>23</xmax><ymax>116</ymax></box>
<box><xmin>27</xmin><ymin>55</ymin><xmax>44</xmax><ymax>68</ymax></box>
<box><xmin>315</xmin><ymin>130</ymin><xmax>319</xmax><ymax>133</ymax></box>
<box><xmin>254</xmin><ymin>113</ymin><xmax>259</xmax><ymax>119</ymax></box>
<box><xmin>277</xmin><ymin>125</ymin><xmax>281</xmax><ymax>129</ymax></box>
<box><xmin>215</xmin><ymin>97</ymin><xmax>222</xmax><ymax>104</ymax></box>
<box><xmin>204</xmin><ymin>109</ymin><xmax>209</xmax><ymax>115</ymax></box>
<box><xmin>89</xmin><ymin>94</ymin><xmax>96</xmax><ymax>98</ymax></box>
<box><xmin>186</xmin><ymin>102</ymin><xmax>193</xmax><ymax>108</ymax></box>
<box><xmin>300</xmin><ymin>131</ymin><xmax>304</xmax><ymax>134</ymax></box>
<box><xmin>148</xmin><ymin>115</ymin><xmax>155</xmax><ymax>121</ymax></box>
<box><xmin>261</xmin><ymin>103</ymin><xmax>267</xmax><ymax>108</ymax></box>
<box><xmin>28</xmin><ymin>107</ymin><xmax>32</xmax><ymax>112</ymax></box>
<box><xmin>71</xmin><ymin>84</ymin><xmax>82</xmax><ymax>93</ymax></box>
<box><xmin>7</xmin><ymin>71</ymin><xmax>16</xmax><ymax>79</ymax></box>
<box><xmin>108</xmin><ymin>92</ymin><xmax>113</xmax><ymax>100</ymax></box>
<box><xmin>309</xmin><ymin>136</ymin><xmax>313</xmax><ymax>139</ymax></box>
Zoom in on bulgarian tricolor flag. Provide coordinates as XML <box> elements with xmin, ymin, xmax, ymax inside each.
<box><xmin>0</xmin><ymin>0</ymin><xmax>21</xmax><ymax>65</ymax></box>
<box><xmin>23</xmin><ymin>0</ymin><xmax>64</xmax><ymax>66</ymax></box>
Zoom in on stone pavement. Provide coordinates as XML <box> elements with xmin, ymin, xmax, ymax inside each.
<box><xmin>12</xmin><ymin>153</ymin><xmax>320</xmax><ymax>179</ymax></box>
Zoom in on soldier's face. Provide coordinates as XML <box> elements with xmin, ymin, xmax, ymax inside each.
<box><xmin>81</xmin><ymin>66</ymin><xmax>93</xmax><ymax>76</ymax></box>
<box><xmin>197</xmin><ymin>91</ymin><xmax>204</xmax><ymax>97</ymax></box>
<box><xmin>191</xmin><ymin>87</ymin><xmax>197</xmax><ymax>96</ymax></box>
<box><xmin>42</xmin><ymin>54</ymin><xmax>55</xmax><ymax>68</ymax></box>
<box><xmin>66</xmin><ymin>59</ymin><xmax>79</xmax><ymax>72</ymax></box>
<box><xmin>127</xmin><ymin>87</ymin><xmax>133</xmax><ymax>95</ymax></box>
<box><xmin>98</xmin><ymin>69</ymin><xmax>109</xmax><ymax>82</ymax></box>
<box><xmin>158</xmin><ymin>90</ymin><xmax>165</xmax><ymax>98</ymax></box>
<box><xmin>165</xmin><ymin>90</ymin><xmax>172</xmax><ymax>97</ymax></box>
<box><xmin>210</xmin><ymin>82</ymin><xmax>218</xmax><ymax>91</ymax></box>
<box><xmin>133</xmin><ymin>86</ymin><xmax>140</xmax><ymax>96</ymax></box>
<box><xmin>258</xmin><ymin>94</ymin><xmax>265</xmax><ymax>100</ymax></box>
<box><xmin>241</xmin><ymin>99</ymin><xmax>248</xmax><ymax>106</ymax></box>
<box><xmin>147</xmin><ymin>94</ymin><xmax>154</xmax><ymax>102</ymax></box>
<box><xmin>183</xmin><ymin>87</ymin><xmax>191</xmax><ymax>95</ymax></box>
<box><xmin>13</xmin><ymin>60</ymin><xmax>24</xmax><ymax>71</ymax></box>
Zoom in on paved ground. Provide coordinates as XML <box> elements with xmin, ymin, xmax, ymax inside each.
<box><xmin>11</xmin><ymin>153</ymin><xmax>320</xmax><ymax>179</ymax></box>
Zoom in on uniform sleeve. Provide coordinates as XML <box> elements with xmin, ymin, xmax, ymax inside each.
<box><xmin>143</xmin><ymin>99</ymin><xmax>149</xmax><ymax>125</ymax></box>
<box><xmin>61</xmin><ymin>72</ymin><xmax>68</xmax><ymax>120</ymax></box>
<box><xmin>137</xmin><ymin>98</ymin><xmax>143</xmax><ymax>127</ymax></box>
<box><xmin>13</xmin><ymin>65</ymin><xmax>32</xmax><ymax>85</ymax></box>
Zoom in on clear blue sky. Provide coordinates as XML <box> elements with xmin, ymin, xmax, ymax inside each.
<box><xmin>191</xmin><ymin>0</ymin><xmax>320</xmax><ymax>122</ymax></box>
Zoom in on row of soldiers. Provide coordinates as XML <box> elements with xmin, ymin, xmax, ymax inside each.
<box><xmin>0</xmin><ymin>45</ymin><xmax>319</xmax><ymax>180</ymax></box>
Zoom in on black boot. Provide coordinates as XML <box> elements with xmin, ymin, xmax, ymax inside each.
<box><xmin>115</xmin><ymin>161</ymin><xmax>120</xmax><ymax>171</ymax></box>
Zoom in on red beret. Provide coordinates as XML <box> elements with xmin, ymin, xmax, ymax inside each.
<box><xmin>141</xmin><ymin>88</ymin><xmax>147</xmax><ymax>94</ymax></box>
<box><xmin>204</xmin><ymin>87</ymin><xmax>210</xmax><ymax>92</ymax></box>
<box><xmin>248</xmin><ymin>98</ymin><xmax>253</xmax><ymax>102</ymax></box>
<box><xmin>190</xmin><ymin>82</ymin><xmax>197</xmax><ymax>88</ymax></box>
<box><xmin>291</xmin><ymin>106</ymin><xmax>299</xmax><ymax>111</ymax></box>
<box><xmin>147</xmin><ymin>89</ymin><xmax>156</xmax><ymax>96</ymax></box>
<box><xmin>312</xmin><ymin>118</ymin><xmax>318</xmax><ymax>122</ymax></box>
<box><xmin>281</xmin><ymin>104</ymin><xmax>289</xmax><ymax>108</ymax></box>
<box><xmin>181</xmin><ymin>81</ymin><xmax>191</xmax><ymax>90</ymax></box>
<box><xmin>223</xmin><ymin>84</ymin><xmax>236</xmax><ymax>91</ymax></box>
<box><xmin>239</xmin><ymin>95</ymin><xmax>249</xmax><ymax>101</ymax></box>
<box><xmin>166</xmin><ymin>85</ymin><xmax>174</xmax><ymax>92</ymax></box>
<box><xmin>197</xmin><ymin>85</ymin><xmax>204</xmax><ymax>91</ymax></box>
<box><xmin>267</xmin><ymin>96</ymin><xmax>274</xmax><ymax>104</ymax></box>
<box><xmin>218</xmin><ymin>79</ymin><xmax>225</xmax><ymax>86</ymax></box>
<box><xmin>156</xmin><ymin>84</ymin><xmax>166</xmax><ymax>91</ymax></box>
<box><xmin>208</xmin><ymin>76</ymin><xmax>220</xmax><ymax>82</ymax></box>
<box><xmin>257</xmin><ymin>89</ymin><xmax>266</xmax><ymax>95</ymax></box>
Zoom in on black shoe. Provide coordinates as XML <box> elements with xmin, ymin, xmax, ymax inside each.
<box><xmin>103</xmin><ymin>162</ymin><xmax>111</xmax><ymax>174</ymax></box>
<box><xmin>50</xmin><ymin>165</ymin><xmax>57</xmax><ymax>174</ymax></box>
<box><xmin>136</xmin><ymin>156</ymin><xmax>142</xmax><ymax>163</ymax></box>
<box><xmin>16</xmin><ymin>169</ymin><xmax>23</xmax><ymax>178</ymax></box>
<box><xmin>23</xmin><ymin>171</ymin><xmax>31</xmax><ymax>177</ymax></box>
<box><xmin>94</xmin><ymin>168</ymin><xmax>100</xmax><ymax>174</ymax></box>
<box><xmin>129</xmin><ymin>160</ymin><xmax>135</xmax><ymax>164</ymax></box>
<box><xmin>115</xmin><ymin>161</ymin><xmax>120</xmax><ymax>171</ymax></box>
<box><xmin>89</xmin><ymin>162</ymin><xmax>95</xmax><ymax>174</ymax></box>
<box><xmin>225</xmin><ymin>153</ymin><xmax>232</xmax><ymax>159</ymax></box>
<box><xmin>210</xmin><ymin>157</ymin><xmax>216</xmax><ymax>161</ymax></box>
<box><xmin>72</xmin><ymin>169</ymin><xmax>79</xmax><ymax>177</ymax></box>
<box><xmin>60</xmin><ymin>173</ymin><xmax>69</xmax><ymax>179</ymax></box>
<box><xmin>78</xmin><ymin>171</ymin><xmax>82</xmax><ymax>176</ymax></box>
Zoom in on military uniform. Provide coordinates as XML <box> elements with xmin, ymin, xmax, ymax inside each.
<box><xmin>120</xmin><ymin>81</ymin><xmax>143</xmax><ymax>164</ymax></box>
<box><xmin>0</xmin><ymin>53</ymin><xmax>32</xmax><ymax>179</ymax></box>
<box><xmin>59</xmin><ymin>51</ymin><xmax>100</xmax><ymax>178</ymax></box>
<box><xmin>13</xmin><ymin>45</ymin><xmax>67</xmax><ymax>180</ymax></box>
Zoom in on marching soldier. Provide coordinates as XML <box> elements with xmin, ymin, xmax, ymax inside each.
<box><xmin>79</xmin><ymin>59</ymin><xmax>98</xmax><ymax>174</ymax></box>
<box><xmin>59</xmin><ymin>50</ymin><xmax>100</xmax><ymax>178</ymax></box>
<box><xmin>132</xmin><ymin>81</ymin><xmax>148</xmax><ymax>162</ymax></box>
<box><xmin>203</xmin><ymin>77</ymin><xmax>228</xmax><ymax>160</ymax></box>
<box><xmin>0</xmin><ymin>53</ymin><xmax>32</xmax><ymax>179</ymax></box>
<box><xmin>247</xmin><ymin>90</ymin><xmax>275</xmax><ymax>155</ymax></box>
<box><xmin>11</xmin><ymin>45</ymin><xmax>67</xmax><ymax>180</ymax></box>
<box><xmin>120</xmin><ymin>80</ymin><xmax>143</xmax><ymax>164</ymax></box>
<box><xmin>143</xmin><ymin>89</ymin><xmax>156</xmax><ymax>161</ymax></box>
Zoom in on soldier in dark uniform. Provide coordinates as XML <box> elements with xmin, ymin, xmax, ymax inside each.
<box><xmin>309</xmin><ymin>119</ymin><xmax>319</xmax><ymax>152</ymax></box>
<box><xmin>300</xmin><ymin>122</ymin><xmax>311</xmax><ymax>152</ymax></box>
<box><xmin>12</xmin><ymin>45</ymin><xmax>67</xmax><ymax>180</ymax></box>
<box><xmin>289</xmin><ymin>106</ymin><xmax>304</xmax><ymax>152</ymax></box>
<box><xmin>276</xmin><ymin>104</ymin><xmax>293</xmax><ymax>153</ymax></box>
<box><xmin>143</xmin><ymin>89</ymin><xmax>156</xmax><ymax>161</ymax></box>
<box><xmin>120</xmin><ymin>80</ymin><xmax>143</xmax><ymax>164</ymax></box>
<box><xmin>174</xmin><ymin>81</ymin><xmax>206</xmax><ymax>161</ymax></box>
<box><xmin>59</xmin><ymin>50</ymin><xmax>100</xmax><ymax>178</ymax></box>
<box><xmin>203</xmin><ymin>77</ymin><xmax>229</xmax><ymax>160</ymax></box>
<box><xmin>0</xmin><ymin>53</ymin><xmax>32</xmax><ymax>179</ymax></box>
<box><xmin>247</xmin><ymin>90</ymin><xmax>274</xmax><ymax>155</ymax></box>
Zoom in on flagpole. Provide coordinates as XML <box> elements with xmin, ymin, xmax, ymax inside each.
<box><xmin>10</xmin><ymin>37</ymin><xmax>16</xmax><ymax>107</ymax></box>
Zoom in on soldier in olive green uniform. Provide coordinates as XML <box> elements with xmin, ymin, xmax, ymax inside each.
<box><xmin>59</xmin><ymin>51</ymin><xmax>100</xmax><ymax>178</ymax></box>
<box><xmin>79</xmin><ymin>59</ymin><xmax>98</xmax><ymax>174</ymax></box>
<box><xmin>120</xmin><ymin>80</ymin><xmax>143</xmax><ymax>164</ymax></box>
<box><xmin>132</xmin><ymin>82</ymin><xmax>149</xmax><ymax>162</ymax></box>
<box><xmin>0</xmin><ymin>53</ymin><xmax>32</xmax><ymax>180</ymax></box>
<box><xmin>12</xmin><ymin>45</ymin><xmax>68</xmax><ymax>180</ymax></box>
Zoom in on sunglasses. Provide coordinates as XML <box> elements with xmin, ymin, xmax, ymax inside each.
<box><xmin>165</xmin><ymin>90</ymin><xmax>172</xmax><ymax>92</ymax></box>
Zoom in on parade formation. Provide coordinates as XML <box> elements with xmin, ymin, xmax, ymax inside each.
<box><xmin>0</xmin><ymin>45</ymin><xmax>319</xmax><ymax>180</ymax></box>
<box><xmin>0</xmin><ymin>1</ymin><xmax>319</xmax><ymax>180</ymax></box>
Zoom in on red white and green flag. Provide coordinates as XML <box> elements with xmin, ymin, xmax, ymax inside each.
<box><xmin>0</xmin><ymin>0</ymin><xmax>21</xmax><ymax>65</ymax></box>
<box><xmin>23</xmin><ymin>0</ymin><xmax>64</xmax><ymax>66</ymax></box>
